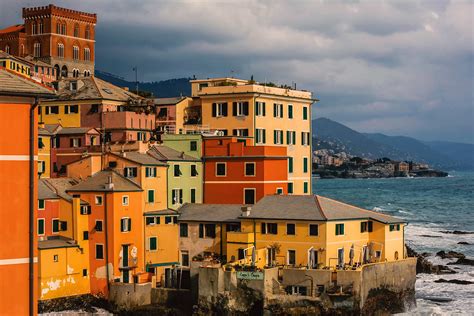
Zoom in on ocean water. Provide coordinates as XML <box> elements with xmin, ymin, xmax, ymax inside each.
<box><xmin>313</xmin><ymin>171</ymin><xmax>474</xmax><ymax>315</ymax></box>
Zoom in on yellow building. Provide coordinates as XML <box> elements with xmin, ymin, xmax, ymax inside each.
<box><xmin>0</xmin><ymin>50</ymin><xmax>31</xmax><ymax>77</ymax></box>
<box><xmin>38</xmin><ymin>196</ymin><xmax>91</xmax><ymax>300</ymax></box>
<box><xmin>38</xmin><ymin>126</ymin><xmax>52</xmax><ymax>178</ymax></box>
<box><xmin>190</xmin><ymin>77</ymin><xmax>316</xmax><ymax>195</ymax></box>
<box><xmin>227</xmin><ymin>195</ymin><xmax>406</xmax><ymax>269</ymax></box>
<box><xmin>144</xmin><ymin>210</ymin><xmax>180</xmax><ymax>286</ymax></box>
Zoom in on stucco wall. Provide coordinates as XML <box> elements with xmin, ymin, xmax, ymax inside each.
<box><xmin>109</xmin><ymin>282</ymin><xmax>151</xmax><ymax>310</ymax></box>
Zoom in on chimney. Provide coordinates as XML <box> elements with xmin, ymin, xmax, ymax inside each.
<box><xmin>105</xmin><ymin>175</ymin><xmax>114</xmax><ymax>190</ymax></box>
<box><xmin>180</xmin><ymin>152</ymin><xmax>185</xmax><ymax>159</ymax></box>
<box><xmin>241</xmin><ymin>206</ymin><xmax>251</xmax><ymax>217</ymax></box>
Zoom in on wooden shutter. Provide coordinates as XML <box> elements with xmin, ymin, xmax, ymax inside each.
<box><xmin>286</xmin><ymin>131</ymin><xmax>290</xmax><ymax>144</ymax></box>
<box><xmin>292</xmin><ymin>131</ymin><xmax>296</xmax><ymax>145</ymax></box>
<box><xmin>274</xmin><ymin>130</ymin><xmax>277</xmax><ymax>144</ymax></box>
<box><xmin>199</xmin><ymin>224</ymin><xmax>204</xmax><ymax>238</ymax></box>
<box><xmin>128</xmin><ymin>218</ymin><xmax>132</xmax><ymax>231</ymax></box>
<box><xmin>256</xmin><ymin>129</ymin><xmax>260</xmax><ymax>143</ymax></box>
<box><xmin>223</xmin><ymin>103</ymin><xmax>228</xmax><ymax>116</ymax></box>
<box><xmin>212</xmin><ymin>103</ymin><xmax>217</xmax><ymax>117</ymax></box>
<box><xmin>243</xmin><ymin>102</ymin><xmax>249</xmax><ymax>115</ymax></box>
<box><xmin>233</xmin><ymin>102</ymin><xmax>237</xmax><ymax>116</ymax></box>
<box><xmin>263</xmin><ymin>129</ymin><xmax>266</xmax><ymax>143</ymax></box>
<box><xmin>261</xmin><ymin>223</ymin><xmax>266</xmax><ymax>234</ymax></box>
<box><xmin>273</xmin><ymin>104</ymin><xmax>277</xmax><ymax>117</ymax></box>
<box><xmin>280</xmin><ymin>104</ymin><xmax>284</xmax><ymax>118</ymax></box>
<box><xmin>120</xmin><ymin>218</ymin><xmax>124</xmax><ymax>232</ymax></box>
<box><xmin>263</xmin><ymin>102</ymin><xmax>266</xmax><ymax>116</ymax></box>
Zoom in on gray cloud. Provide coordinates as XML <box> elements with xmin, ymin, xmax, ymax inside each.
<box><xmin>0</xmin><ymin>0</ymin><xmax>472</xmax><ymax>143</ymax></box>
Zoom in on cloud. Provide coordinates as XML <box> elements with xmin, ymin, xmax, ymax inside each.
<box><xmin>0</xmin><ymin>0</ymin><xmax>472</xmax><ymax>143</ymax></box>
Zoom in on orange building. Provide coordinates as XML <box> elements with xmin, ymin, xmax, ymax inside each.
<box><xmin>0</xmin><ymin>68</ymin><xmax>55</xmax><ymax>315</ymax></box>
<box><xmin>203</xmin><ymin>136</ymin><xmax>289</xmax><ymax>204</ymax></box>
<box><xmin>66</xmin><ymin>170</ymin><xmax>145</xmax><ymax>296</ymax></box>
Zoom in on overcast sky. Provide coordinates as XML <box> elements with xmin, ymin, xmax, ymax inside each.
<box><xmin>1</xmin><ymin>0</ymin><xmax>473</xmax><ymax>143</ymax></box>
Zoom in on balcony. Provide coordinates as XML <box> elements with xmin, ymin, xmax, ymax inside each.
<box><xmin>227</xmin><ymin>231</ymin><xmax>254</xmax><ymax>244</ymax></box>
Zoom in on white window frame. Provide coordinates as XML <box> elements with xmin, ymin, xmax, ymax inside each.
<box><xmin>256</xmin><ymin>101</ymin><xmax>265</xmax><ymax>116</ymax></box>
<box><xmin>172</xmin><ymin>188</ymin><xmax>183</xmax><ymax>205</ymax></box>
<box><xmin>148</xmin><ymin>236</ymin><xmax>158</xmax><ymax>252</ymax></box>
<box><xmin>147</xmin><ymin>189</ymin><xmax>155</xmax><ymax>203</ymax></box>
<box><xmin>121</xmin><ymin>217</ymin><xmax>131</xmax><ymax>232</ymax></box>
<box><xmin>256</xmin><ymin>128</ymin><xmax>265</xmax><ymax>144</ymax></box>
<box><xmin>288</xmin><ymin>130</ymin><xmax>296</xmax><ymax>145</ymax></box>
<box><xmin>57</xmin><ymin>43</ymin><xmax>64</xmax><ymax>58</ymax></box>
<box><xmin>288</xmin><ymin>104</ymin><xmax>293</xmax><ymax>119</ymax></box>
<box><xmin>52</xmin><ymin>218</ymin><xmax>60</xmax><ymax>234</ymax></box>
<box><xmin>37</xmin><ymin>218</ymin><xmax>45</xmax><ymax>236</ymax></box>
<box><xmin>235</xmin><ymin>102</ymin><xmax>245</xmax><ymax>116</ymax></box>
<box><xmin>244</xmin><ymin>162</ymin><xmax>256</xmax><ymax>177</ymax></box>
<box><xmin>122</xmin><ymin>195</ymin><xmax>129</xmax><ymax>206</ymax></box>
<box><xmin>84</xmin><ymin>48</ymin><xmax>91</xmax><ymax>61</ymax></box>
<box><xmin>216</xmin><ymin>102</ymin><xmax>226</xmax><ymax>117</ymax></box>
<box><xmin>95</xmin><ymin>195</ymin><xmax>103</xmax><ymax>205</ymax></box>
<box><xmin>181</xmin><ymin>250</ymin><xmax>190</xmax><ymax>267</ymax></box>
<box><xmin>34</xmin><ymin>42</ymin><xmax>41</xmax><ymax>57</ymax></box>
<box><xmin>276</xmin><ymin>187</ymin><xmax>283</xmax><ymax>195</ymax></box>
<box><xmin>73</xmin><ymin>46</ymin><xmax>79</xmax><ymax>61</ymax></box>
<box><xmin>302</xmin><ymin>132</ymin><xmax>310</xmax><ymax>146</ymax></box>
<box><xmin>274</xmin><ymin>130</ymin><xmax>283</xmax><ymax>145</ymax></box>
<box><xmin>124</xmin><ymin>166</ymin><xmax>137</xmax><ymax>178</ymax></box>
<box><xmin>38</xmin><ymin>160</ymin><xmax>45</xmax><ymax>174</ymax></box>
<box><xmin>287</xmin><ymin>249</ymin><xmax>296</xmax><ymax>266</ymax></box>
<box><xmin>215</xmin><ymin>162</ymin><xmax>227</xmax><ymax>177</ymax></box>
<box><xmin>243</xmin><ymin>188</ymin><xmax>256</xmax><ymax>205</ymax></box>
<box><xmin>38</xmin><ymin>199</ymin><xmax>45</xmax><ymax>210</ymax></box>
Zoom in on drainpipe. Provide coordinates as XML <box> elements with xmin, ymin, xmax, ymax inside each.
<box><xmin>29</xmin><ymin>97</ymin><xmax>39</xmax><ymax>316</ymax></box>
<box><xmin>252</xmin><ymin>94</ymin><xmax>261</xmax><ymax>145</ymax></box>
<box><xmin>220</xmin><ymin>223</ymin><xmax>223</xmax><ymax>259</ymax></box>
<box><xmin>253</xmin><ymin>219</ymin><xmax>257</xmax><ymax>267</ymax></box>
<box><xmin>104</xmin><ymin>191</ymin><xmax>110</xmax><ymax>293</ymax></box>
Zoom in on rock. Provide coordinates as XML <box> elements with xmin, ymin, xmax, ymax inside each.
<box><xmin>406</xmin><ymin>245</ymin><xmax>456</xmax><ymax>274</ymax></box>
<box><xmin>434</xmin><ymin>279</ymin><xmax>474</xmax><ymax>285</ymax></box>
<box><xmin>436</xmin><ymin>251</ymin><xmax>465</xmax><ymax>259</ymax></box>
<box><xmin>447</xmin><ymin>257</ymin><xmax>474</xmax><ymax>266</ymax></box>
<box><xmin>440</xmin><ymin>230</ymin><xmax>474</xmax><ymax>235</ymax></box>
<box><xmin>458</xmin><ymin>242</ymin><xmax>470</xmax><ymax>245</ymax></box>
<box><xmin>420</xmin><ymin>235</ymin><xmax>442</xmax><ymax>238</ymax></box>
<box><xmin>423</xmin><ymin>296</ymin><xmax>453</xmax><ymax>303</ymax></box>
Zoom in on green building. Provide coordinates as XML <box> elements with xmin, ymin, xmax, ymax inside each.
<box><xmin>161</xmin><ymin>134</ymin><xmax>203</xmax><ymax>159</ymax></box>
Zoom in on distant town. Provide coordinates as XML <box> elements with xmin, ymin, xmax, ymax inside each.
<box><xmin>313</xmin><ymin>149</ymin><xmax>448</xmax><ymax>179</ymax></box>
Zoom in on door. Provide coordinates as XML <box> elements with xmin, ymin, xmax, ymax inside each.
<box><xmin>122</xmin><ymin>245</ymin><xmax>129</xmax><ymax>283</ymax></box>
<box><xmin>337</xmin><ymin>248</ymin><xmax>344</xmax><ymax>268</ymax></box>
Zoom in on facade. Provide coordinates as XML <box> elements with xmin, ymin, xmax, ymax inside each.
<box><xmin>0</xmin><ymin>4</ymin><xmax>97</xmax><ymax>79</ymax></box>
<box><xmin>154</xmin><ymin>96</ymin><xmax>195</xmax><ymax>135</ymax></box>
<box><xmin>148</xmin><ymin>145</ymin><xmax>203</xmax><ymax>210</ymax></box>
<box><xmin>66</xmin><ymin>170</ymin><xmax>145</xmax><ymax>295</ymax></box>
<box><xmin>202</xmin><ymin>136</ymin><xmax>289</xmax><ymax>204</ymax></box>
<box><xmin>0</xmin><ymin>68</ymin><xmax>55</xmax><ymax>315</ymax></box>
<box><xmin>38</xmin><ymin>126</ymin><xmax>53</xmax><ymax>178</ymax></box>
<box><xmin>38</xmin><ymin>179</ymin><xmax>61</xmax><ymax>237</ymax></box>
<box><xmin>191</xmin><ymin>78</ymin><xmax>315</xmax><ymax>195</ymax></box>
<box><xmin>0</xmin><ymin>49</ymin><xmax>31</xmax><ymax>77</ymax></box>
<box><xmin>161</xmin><ymin>133</ymin><xmax>203</xmax><ymax>159</ymax></box>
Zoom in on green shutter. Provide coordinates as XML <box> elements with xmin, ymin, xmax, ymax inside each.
<box><xmin>288</xmin><ymin>105</ymin><xmax>293</xmax><ymax>118</ymax></box>
<box><xmin>288</xmin><ymin>157</ymin><xmax>293</xmax><ymax>173</ymax></box>
<box><xmin>303</xmin><ymin>107</ymin><xmax>308</xmax><ymax>120</ymax></box>
<box><xmin>286</xmin><ymin>131</ymin><xmax>290</xmax><ymax>144</ymax></box>
<box><xmin>303</xmin><ymin>157</ymin><xmax>308</xmax><ymax>173</ymax></box>
<box><xmin>274</xmin><ymin>130</ymin><xmax>277</xmax><ymax>144</ymax></box>
<box><xmin>263</xmin><ymin>129</ymin><xmax>266</xmax><ymax>144</ymax></box>
<box><xmin>304</xmin><ymin>181</ymin><xmax>308</xmax><ymax>194</ymax></box>
<box><xmin>292</xmin><ymin>131</ymin><xmax>296</xmax><ymax>145</ymax></box>
<box><xmin>150</xmin><ymin>237</ymin><xmax>157</xmax><ymax>250</ymax></box>
<box><xmin>256</xmin><ymin>129</ymin><xmax>260</xmax><ymax>143</ymax></box>
<box><xmin>191</xmin><ymin>189</ymin><xmax>196</xmax><ymax>203</ymax></box>
<box><xmin>38</xmin><ymin>219</ymin><xmax>44</xmax><ymax>235</ymax></box>
<box><xmin>148</xmin><ymin>190</ymin><xmax>154</xmax><ymax>203</ymax></box>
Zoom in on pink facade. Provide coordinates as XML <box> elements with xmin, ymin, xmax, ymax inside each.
<box><xmin>37</xmin><ymin>199</ymin><xmax>60</xmax><ymax>237</ymax></box>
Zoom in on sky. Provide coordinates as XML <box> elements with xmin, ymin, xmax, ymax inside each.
<box><xmin>1</xmin><ymin>0</ymin><xmax>473</xmax><ymax>143</ymax></box>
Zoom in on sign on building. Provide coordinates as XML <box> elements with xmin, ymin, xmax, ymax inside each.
<box><xmin>236</xmin><ymin>271</ymin><xmax>264</xmax><ymax>280</ymax></box>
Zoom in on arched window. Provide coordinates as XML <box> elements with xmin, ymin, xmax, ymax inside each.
<box><xmin>57</xmin><ymin>43</ymin><xmax>64</xmax><ymax>58</ymax></box>
<box><xmin>62</xmin><ymin>22</ymin><xmax>67</xmax><ymax>35</ymax></box>
<box><xmin>72</xmin><ymin>69</ymin><xmax>79</xmax><ymax>78</ymax></box>
<box><xmin>84</xmin><ymin>47</ymin><xmax>90</xmax><ymax>61</ymax></box>
<box><xmin>61</xmin><ymin>65</ymin><xmax>68</xmax><ymax>78</ymax></box>
<box><xmin>4</xmin><ymin>45</ymin><xmax>10</xmax><ymax>54</ymax></box>
<box><xmin>39</xmin><ymin>20</ymin><xmax>43</xmax><ymax>34</ymax></box>
<box><xmin>32</xmin><ymin>22</ymin><xmax>37</xmax><ymax>35</ymax></box>
<box><xmin>85</xmin><ymin>26</ymin><xmax>90</xmax><ymax>39</ymax></box>
<box><xmin>74</xmin><ymin>24</ymin><xmax>79</xmax><ymax>37</ymax></box>
<box><xmin>56</xmin><ymin>22</ymin><xmax>61</xmax><ymax>34</ymax></box>
<box><xmin>84</xmin><ymin>70</ymin><xmax>91</xmax><ymax>77</ymax></box>
<box><xmin>34</xmin><ymin>42</ymin><xmax>41</xmax><ymax>57</ymax></box>
<box><xmin>20</xmin><ymin>44</ymin><xmax>25</xmax><ymax>56</ymax></box>
<box><xmin>73</xmin><ymin>46</ymin><xmax>79</xmax><ymax>60</ymax></box>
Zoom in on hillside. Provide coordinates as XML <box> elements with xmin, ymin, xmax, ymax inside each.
<box><xmin>313</xmin><ymin>118</ymin><xmax>473</xmax><ymax>170</ymax></box>
<box><xmin>94</xmin><ymin>70</ymin><xmax>191</xmax><ymax>98</ymax></box>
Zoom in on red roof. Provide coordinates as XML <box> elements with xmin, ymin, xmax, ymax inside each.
<box><xmin>0</xmin><ymin>24</ymin><xmax>25</xmax><ymax>34</ymax></box>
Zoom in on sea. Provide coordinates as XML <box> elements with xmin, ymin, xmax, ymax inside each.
<box><xmin>313</xmin><ymin>171</ymin><xmax>474</xmax><ymax>315</ymax></box>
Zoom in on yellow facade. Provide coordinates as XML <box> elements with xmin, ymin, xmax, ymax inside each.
<box><xmin>0</xmin><ymin>56</ymin><xmax>31</xmax><ymax>78</ymax></box>
<box><xmin>38</xmin><ymin>132</ymin><xmax>51</xmax><ymax>178</ymax></box>
<box><xmin>38</xmin><ymin>100</ymin><xmax>85</xmax><ymax>127</ymax></box>
<box><xmin>192</xmin><ymin>78</ymin><xmax>314</xmax><ymax>195</ymax></box>
<box><xmin>38</xmin><ymin>197</ymin><xmax>91</xmax><ymax>300</ymax></box>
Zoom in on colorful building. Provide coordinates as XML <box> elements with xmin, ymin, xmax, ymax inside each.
<box><xmin>161</xmin><ymin>133</ymin><xmax>203</xmax><ymax>159</ymax></box>
<box><xmin>0</xmin><ymin>68</ymin><xmax>55</xmax><ymax>315</ymax></box>
<box><xmin>202</xmin><ymin>136</ymin><xmax>289</xmax><ymax>204</ymax></box>
<box><xmin>38</xmin><ymin>125</ymin><xmax>53</xmax><ymax>178</ymax></box>
<box><xmin>148</xmin><ymin>145</ymin><xmax>203</xmax><ymax>210</ymax></box>
<box><xmin>38</xmin><ymin>179</ymin><xmax>61</xmax><ymax>237</ymax></box>
<box><xmin>154</xmin><ymin>96</ymin><xmax>196</xmax><ymax>135</ymax></box>
<box><xmin>0</xmin><ymin>49</ymin><xmax>31</xmax><ymax>77</ymax></box>
<box><xmin>66</xmin><ymin>170</ymin><xmax>145</xmax><ymax>296</ymax></box>
<box><xmin>226</xmin><ymin>195</ymin><xmax>406</xmax><ymax>269</ymax></box>
<box><xmin>190</xmin><ymin>77</ymin><xmax>315</xmax><ymax>195</ymax></box>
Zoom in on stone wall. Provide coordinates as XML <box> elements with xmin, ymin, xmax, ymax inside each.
<box><xmin>109</xmin><ymin>282</ymin><xmax>151</xmax><ymax>310</ymax></box>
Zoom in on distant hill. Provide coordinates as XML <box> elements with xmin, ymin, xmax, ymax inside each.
<box><xmin>313</xmin><ymin>118</ymin><xmax>474</xmax><ymax>170</ymax></box>
<box><xmin>94</xmin><ymin>70</ymin><xmax>191</xmax><ymax>98</ymax></box>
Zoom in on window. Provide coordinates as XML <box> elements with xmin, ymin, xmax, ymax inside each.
<box><xmin>256</xmin><ymin>129</ymin><xmax>266</xmax><ymax>144</ymax></box>
<box><xmin>74</xmin><ymin>24</ymin><xmax>79</xmax><ymax>37</ymax></box>
<box><xmin>287</xmin><ymin>182</ymin><xmax>294</xmax><ymax>194</ymax></box>
<box><xmin>60</xmin><ymin>221</ymin><xmax>67</xmax><ymax>231</ymax></box>
<box><xmin>147</xmin><ymin>190</ymin><xmax>155</xmax><ymax>203</ymax></box>
<box><xmin>96</xmin><ymin>244</ymin><xmax>104</xmax><ymax>259</ymax></box>
<box><xmin>198</xmin><ymin>83</ymin><xmax>208</xmax><ymax>90</ymax></box>
<box><xmin>288</xmin><ymin>157</ymin><xmax>294</xmax><ymax>173</ymax></box>
<box><xmin>181</xmin><ymin>251</ymin><xmax>189</xmax><ymax>266</ymax></box>
<box><xmin>39</xmin><ymin>21</ymin><xmax>43</xmax><ymax>34</ymax></box>
<box><xmin>32</xmin><ymin>23</ymin><xmax>37</xmax><ymax>35</ymax></box>
<box><xmin>287</xmin><ymin>223</ymin><xmax>295</xmax><ymax>235</ymax></box>
<box><xmin>303</xmin><ymin>106</ymin><xmax>308</xmax><ymax>120</ymax></box>
<box><xmin>190</xmin><ymin>188</ymin><xmax>196</xmax><ymax>203</ymax></box>
<box><xmin>70</xmin><ymin>138</ymin><xmax>81</xmax><ymax>148</ymax></box>
<box><xmin>216</xmin><ymin>163</ymin><xmax>226</xmax><ymax>176</ymax></box>
<box><xmin>191</xmin><ymin>165</ymin><xmax>198</xmax><ymax>177</ymax></box>
<box><xmin>122</xmin><ymin>196</ymin><xmax>129</xmax><ymax>206</ymax></box>
<box><xmin>124</xmin><ymin>167</ymin><xmax>137</xmax><ymax>178</ymax></box>
<box><xmin>120</xmin><ymin>218</ymin><xmax>132</xmax><ymax>232</ymax></box>
<box><xmin>335</xmin><ymin>223</ymin><xmax>345</xmax><ymax>236</ymax></box>
<box><xmin>165</xmin><ymin>216</ymin><xmax>176</xmax><ymax>224</ymax></box>
<box><xmin>212</xmin><ymin>102</ymin><xmax>228</xmax><ymax>117</ymax></box>
<box><xmin>190</xmin><ymin>141</ymin><xmax>197</xmax><ymax>151</ymax></box>
<box><xmin>288</xmin><ymin>104</ymin><xmax>293</xmax><ymax>119</ymax></box>
<box><xmin>361</xmin><ymin>221</ymin><xmax>373</xmax><ymax>233</ymax></box>
<box><xmin>174</xmin><ymin>165</ymin><xmax>182</xmax><ymax>177</ymax></box>
<box><xmin>303</xmin><ymin>157</ymin><xmax>309</xmax><ymax>173</ymax></box>
<box><xmin>255</xmin><ymin>101</ymin><xmax>266</xmax><ymax>116</ymax></box>
<box><xmin>180</xmin><ymin>223</ymin><xmax>188</xmax><ymax>237</ymax></box>
<box><xmin>38</xmin><ymin>199</ymin><xmax>45</xmax><ymax>210</ymax></box>
<box><xmin>95</xmin><ymin>195</ymin><xmax>103</xmax><ymax>205</ymax></box>
<box><xmin>261</xmin><ymin>222</ymin><xmax>278</xmax><ymax>235</ymax></box>
<box><xmin>57</xmin><ymin>43</ymin><xmax>64</xmax><ymax>58</ymax></box>
<box><xmin>273</xmin><ymin>130</ymin><xmax>283</xmax><ymax>145</ymax></box>
<box><xmin>199</xmin><ymin>223</ymin><xmax>216</xmax><ymax>238</ymax></box>
<box><xmin>148</xmin><ymin>237</ymin><xmax>158</xmax><ymax>251</ymax></box>
<box><xmin>238</xmin><ymin>248</ymin><xmax>245</xmax><ymax>260</ymax></box>
<box><xmin>244</xmin><ymin>188</ymin><xmax>255</xmax><ymax>204</ymax></box>
<box><xmin>273</xmin><ymin>103</ymin><xmax>283</xmax><ymax>118</ymax></box>
<box><xmin>46</xmin><ymin>106</ymin><xmax>59</xmax><ymax>115</ymax></box>
<box><xmin>95</xmin><ymin>220</ymin><xmax>103</xmax><ymax>232</ymax></box>
<box><xmin>34</xmin><ymin>42</ymin><xmax>41</xmax><ymax>57</ymax></box>
<box><xmin>303</xmin><ymin>181</ymin><xmax>309</xmax><ymax>194</ymax></box>
<box><xmin>288</xmin><ymin>250</ymin><xmax>296</xmax><ymax>265</ymax></box>
<box><xmin>61</xmin><ymin>23</ymin><xmax>66</xmax><ymax>35</ymax></box>
<box><xmin>145</xmin><ymin>167</ymin><xmax>157</xmax><ymax>177</ymax></box>
<box><xmin>286</xmin><ymin>131</ymin><xmax>296</xmax><ymax>145</ymax></box>
<box><xmin>52</xmin><ymin>219</ymin><xmax>59</xmax><ymax>233</ymax></box>
<box><xmin>53</xmin><ymin>255</ymin><xmax>58</xmax><ymax>262</ymax></box>
<box><xmin>301</xmin><ymin>132</ymin><xmax>310</xmax><ymax>146</ymax></box>
<box><xmin>65</xmin><ymin>105</ymin><xmax>78</xmax><ymax>114</ymax></box>
<box><xmin>232</xmin><ymin>129</ymin><xmax>249</xmax><ymax>137</ymax></box>
<box><xmin>245</xmin><ymin>163</ymin><xmax>255</xmax><ymax>176</ymax></box>
<box><xmin>276</xmin><ymin>188</ymin><xmax>283</xmax><ymax>195</ymax></box>
<box><xmin>73</xmin><ymin>46</ymin><xmax>79</xmax><ymax>60</ymax></box>
<box><xmin>309</xmin><ymin>224</ymin><xmax>319</xmax><ymax>236</ymax></box>
<box><xmin>80</xmin><ymin>205</ymin><xmax>91</xmax><ymax>215</ymax></box>
<box><xmin>83</xmin><ymin>231</ymin><xmax>89</xmax><ymax>240</ymax></box>
<box><xmin>172</xmin><ymin>189</ymin><xmax>183</xmax><ymax>205</ymax></box>
<box><xmin>85</xmin><ymin>26</ymin><xmax>90</xmax><ymax>39</ymax></box>
<box><xmin>227</xmin><ymin>223</ymin><xmax>240</xmax><ymax>232</ymax></box>
<box><xmin>146</xmin><ymin>216</ymin><xmax>159</xmax><ymax>225</ymax></box>
<box><xmin>83</xmin><ymin>269</ymin><xmax>88</xmax><ymax>277</ymax></box>
<box><xmin>233</xmin><ymin>101</ymin><xmax>249</xmax><ymax>116</ymax></box>
<box><xmin>287</xmin><ymin>286</ymin><xmax>307</xmax><ymax>296</ymax></box>
<box><xmin>38</xmin><ymin>219</ymin><xmax>45</xmax><ymax>235</ymax></box>
<box><xmin>389</xmin><ymin>224</ymin><xmax>401</xmax><ymax>231</ymax></box>
<box><xmin>84</xmin><ymin>48</ymin><xmax>91</xmax><ymax>61</ymax></box>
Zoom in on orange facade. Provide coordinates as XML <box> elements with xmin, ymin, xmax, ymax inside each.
<box><xmin>0</xmin><ymin>101</ymin><xmax>38</xmax><ymax>315</ymax></box>
<box><xmin>37</xmin><ymin>199</ymin><xmax>60</xmax><ymax>237</ymax></box>
<box><xmin>203</xmin><ymin>137</ymin><xmax>288</xmax><ymax>204</ymax></box>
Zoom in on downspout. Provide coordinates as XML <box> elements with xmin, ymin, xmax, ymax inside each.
<box><xmin>104</xmin><ymin>191</ymin><xmax>110</xmax><ymax>293</ymax></box>
<box><xmin>253</xmin><ymin>219</ymin><xmax>257</xmax><ymax>267</ymax></box>
<box><xmin>29</xmin><ymin>97</ymin><xmax>39</xmax><ymax>316</ymax></box>
<box><xmin>403</xmin><ymin>222</ymin><xmax>408</xmax><ymax>259</ymax></box>
<box><xmin>220</xmin><ymin>223</ymin><xmax>223</xmax><ymax>258</ymax></box>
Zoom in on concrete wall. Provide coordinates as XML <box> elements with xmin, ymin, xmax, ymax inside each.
<box><xmin>109</xmin><ymin>282</ymin><xmax>151</xmax><ymax>310</ymax></box>
<box><xmin>151</xmin><ymin>288</ymin><xmax>192</xmax><ymax>307</ymax></box>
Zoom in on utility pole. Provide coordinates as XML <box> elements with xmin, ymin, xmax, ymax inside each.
<box><xmin>133</xmin><ymin>66</ymin><xmax>138</xmax><ymax>95</ymax></box>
